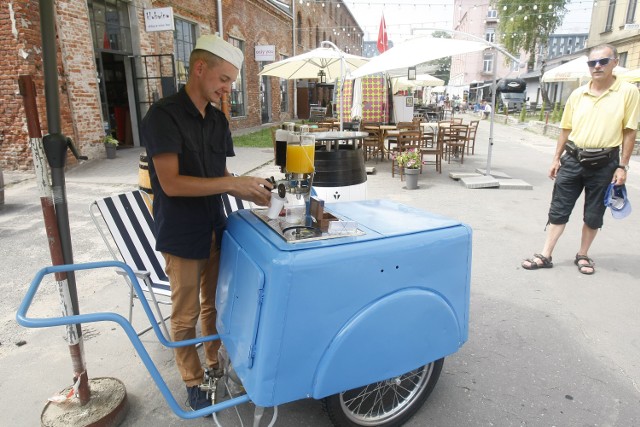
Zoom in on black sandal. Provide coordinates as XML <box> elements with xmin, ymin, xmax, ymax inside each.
<box><xmin>575</xmin><ymin>254</ymin><xmax>595</xmax><ymax>275</ymax></box>
<box><xmin>522</xmin><ymin>253</ymin><xmax>553</xmax><ymax>270</ymax></box>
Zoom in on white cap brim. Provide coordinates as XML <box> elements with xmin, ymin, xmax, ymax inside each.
<box><xmin>194</xmin><ymin>34</ymin><xmax>244</xmax><ymax>70</ymax></box>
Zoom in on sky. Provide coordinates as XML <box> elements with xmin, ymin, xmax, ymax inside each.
<box><xmin>343</xmin><ymin>0</ymin><xmax>593</xmax><ymax>43</ymax></box>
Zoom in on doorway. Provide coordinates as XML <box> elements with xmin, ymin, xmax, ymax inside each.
<box><xmin>259</xmin><ymin>62</ymin><xmax>272</xmax><ymax>124</ymax></box>
<box><xmin>97</xmin><ymin>52</ymin><xmax>133</xmax><ymax>146</ymax></box>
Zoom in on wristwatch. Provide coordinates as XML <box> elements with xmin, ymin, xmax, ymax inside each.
<box><xmin>617</xmin><ymin>164</ymin><xmax>630</xmax><ymax>172</ymax></box>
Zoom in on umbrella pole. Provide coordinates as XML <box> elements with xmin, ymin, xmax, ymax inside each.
<box><xmin>38</xmin><ymin>0</ymin><xmax>89</xmax><ymax>403</ymax></box>
<box><xmin>485</xmin><ymin>52</ymin><xmax>498</xmax><ymax>176</ymax></box>
<box><xmin>29</xmin><ymin>2</ymin><xmax>128</xmax><ymax>422</ymax></box>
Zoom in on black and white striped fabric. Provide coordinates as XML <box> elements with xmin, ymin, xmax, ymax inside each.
<box><xmin>93</xmin><ymin>190</ymin><xmax>249</xmax><ymax>298</ymax></box>
<box><xmin>95</xmin><ymin>191</ymin><xmax>170</xmax><ymax>296</ymax></box>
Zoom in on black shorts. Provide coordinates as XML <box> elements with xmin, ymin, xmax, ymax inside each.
<box><xmin>548</xmin><ymin>152</ymin><xmax>618</xmax><ymax>229</ymax></box>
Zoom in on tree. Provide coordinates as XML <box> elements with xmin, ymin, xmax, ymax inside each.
<box><xmin>429</xmin><ymin>31</ymin><xmax>451</xmax><ymax>84</ymax></box>
<box><xmin>496</xmin><ymin>0</ymin><xmax>568</xmax><ymax>105</ymax></box>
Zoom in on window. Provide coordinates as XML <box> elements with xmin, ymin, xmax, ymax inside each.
<box><xmin>229</xmin><ymin>37</ymin><xmax>246</xmax><ymax>117</ymax></box>
<box><xmin>605</xmin><ymin>0</ymin><xmax>616</xmax><ymax>31</ymax></box>
<box><xmin>297</xmin><ymin>12</ymin><xmax>302</xmax><ymax>46</ymax></box>
<box><xmin>619</xmin><ymin>51</ymin><xmax>628</xmax><ymax>67</ymax></box>
<box><xmin>174</xmin><ymin>18</ymin><xmax>196</xmax><ymax>87</ymax></box>
<box><xmin>626</xmin><ymin>0</ymin><xmax>637</xmax><ymax>23</ymax></box>
<box><xmin>483</xmin><ymin>53</ymin><xmax>494</xmax><ymax>73</ymax></box>
<box><xmin>280</xmin><ymin>55</ymin><xmax>289</xmax><ymax>113</ymax></box>
<box><xmin>88</xmin><ymin>0</ymin><xmax>132</xmax><ymax>52</ymax></box>
<box><xmin>487</xmin><ymin>9</ymin><xmax>498</xmax><ymax>18</ymax></box>
<box><xmin>485</xmin><ymin>28</ymin><xmax>495</xmax><ymax>43</ymax></box>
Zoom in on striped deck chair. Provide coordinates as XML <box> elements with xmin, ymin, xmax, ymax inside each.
<box><xmin>90</xmin><ymin>189</ymin><xmax>248</xmax><ymax>337</ymax></box>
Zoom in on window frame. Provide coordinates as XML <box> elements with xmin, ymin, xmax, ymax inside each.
<box><xmin>605</xmin><ymin>0</ymin><xmax>617</xmax><ymax>32</ymax></box>
<box><xmin>173</xmin><ymin>18</ymin><xmax>196</xmax><ymax>88</ymax></box>
<box><xmin>228</xmin><ymin>37</ymin><xmax>246</xmax><ymax>118</ymax></box>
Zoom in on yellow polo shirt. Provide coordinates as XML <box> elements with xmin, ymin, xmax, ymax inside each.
<box><xmin>561</xmin><ymin>77</ymin><xmax>640</xmax><ymax>148</ymax></box>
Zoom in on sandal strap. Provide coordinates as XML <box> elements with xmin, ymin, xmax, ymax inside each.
<box><xmin>533</xmin><ymin>253</ymin><xmax>552</xmax><ymax>264</ymax></box>
<box><xmin>575</xmin><ymin>254</ymin><xmax>594</xmax><ymax>265</ymax></box>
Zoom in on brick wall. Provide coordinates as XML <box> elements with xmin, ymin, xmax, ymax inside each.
<box><xmin>0</xmin><ymin>0</ymin><xmax>96</xmax><ymax>170</ymax></box>
<box><xmin>224</xmin><ymin>0</ymin><xmax>294</xmax><ymax>130</ymax></box>
<box><xmin>56</xmin><ymin>0</ymin><xmax>104</xmax><ymax>160</ymax></box>
<box><xmin>0</xmin><ymin>0</ymin><xmax>362</xmax><ymax>171</ymax></box>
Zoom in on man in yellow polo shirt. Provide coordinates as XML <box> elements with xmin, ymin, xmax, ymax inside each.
<box><xmin>522</xmin><ymin>44</ymin><xmax>639</xmax><ymax>274</ymax></box>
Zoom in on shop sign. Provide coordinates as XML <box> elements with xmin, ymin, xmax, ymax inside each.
<box><xmin>255</xmin><ymin>45</ymin><xmax>276</xmax><ymax>61</ymax></box>
<box><xmin>144</xmin><ymin>7</ymin><xmax>174</xmax><ymax>32</ymax></box>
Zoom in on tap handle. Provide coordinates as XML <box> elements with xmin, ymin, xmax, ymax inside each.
<box><xmin>277</xmin><ymin>183</ymin><xmax>287</xmax><ymax>199</ymax></box>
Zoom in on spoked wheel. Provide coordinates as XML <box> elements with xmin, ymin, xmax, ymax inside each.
<box><xmin>322</xmin><ymin>358</ymin><xmax>444</xmax><ymax>427</ymax></box>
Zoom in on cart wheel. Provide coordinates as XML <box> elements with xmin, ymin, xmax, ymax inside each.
<box><xmin>322</xmin><ymin>358</ymin><xmax>444</xmax><ymax>427</ymax></box>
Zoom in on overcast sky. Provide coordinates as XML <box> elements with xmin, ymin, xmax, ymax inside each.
<box><xmin>343</xmin><ymin>0</ymin><xmax>592</xmax><ymax>43</ymax></box>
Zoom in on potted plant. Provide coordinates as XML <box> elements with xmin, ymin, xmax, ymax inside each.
<box><xmin>395</xmin><ymin>149</ymin><xmax>422</xmax><ymax>189</ymax></box>
<box><xmin>103</xmin><ymin>134</ymin><xmax>119</xmax><ymax>159</ymax></box>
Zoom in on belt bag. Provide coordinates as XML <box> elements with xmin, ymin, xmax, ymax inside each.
<box><xmin>577</xmin><ymin>148</ymin><xmax>616</xmax><ymax>169</ymax></box>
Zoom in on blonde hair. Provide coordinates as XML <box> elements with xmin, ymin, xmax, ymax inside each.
<box><xmin>189</xmin><ymin>50</ymin><xmax>223</xmax><ymax>74</ymax></box>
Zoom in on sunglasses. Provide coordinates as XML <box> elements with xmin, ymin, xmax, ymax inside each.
<box><xmin>587</xmin><ymin>57</ymin><xmax>616</xmax><ymax>67</ymax></box>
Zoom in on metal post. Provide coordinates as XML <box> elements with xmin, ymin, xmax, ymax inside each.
<box><xmin>38</xmin><ymin>0</ymin><xmax>89</xmax><ymax>403</ymax></box>
<box><xmin>486</xmin><ymin>50</ymin><xmax>498</xmax><ymax>177</ymax></box>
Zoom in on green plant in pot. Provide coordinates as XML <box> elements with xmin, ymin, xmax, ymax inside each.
<box><xmin>104</xmin><ymin>135</ymin><xmax>119</xmax><ymax>159</ymax></box>
<box><xmin>395</xmin><ymin>149</ymin><xmax>422</xmax><ymax>189</ymax></box>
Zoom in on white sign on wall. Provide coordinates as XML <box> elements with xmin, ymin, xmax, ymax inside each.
<box><xmin>144</xmin><ymin>7</ymin><xmax>175</xmax><ymax>32</ymax></box>
<box><xmin>255</xmin><ymin>45</ymin><xmax>276</xmax><ymax>62</ymax></box>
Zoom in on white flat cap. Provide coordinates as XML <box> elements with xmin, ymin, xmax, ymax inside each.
<box><xmin>194</xmin><ymin>34</ymin><xmax>244</xmax><ymax>70</ymax></box>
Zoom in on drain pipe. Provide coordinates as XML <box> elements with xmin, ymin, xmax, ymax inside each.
<box><xmin>292</xmin><ymin>1</ymin><xmax>297</xmax><ymax>119</ymax></box>
<box><xmin>216</xmin><ymin>0</ymin><xmax>223</xmax><ymax>37</ymax></box>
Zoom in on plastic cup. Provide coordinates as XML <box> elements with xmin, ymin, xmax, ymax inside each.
<box><xmin>285</xmin><ymin>206</ymin><xmax>305</xmax><ymax>224</ymax></box>
<box><xmin>266</xmin><ymin>193</ymin><xmax>286</xmax><ymax>219</ymax></box>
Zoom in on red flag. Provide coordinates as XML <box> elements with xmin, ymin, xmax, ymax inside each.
<box><xmin>377</xmin><ymin>14</ymin><xmax>388</xmax><ymax>54</ymax></box>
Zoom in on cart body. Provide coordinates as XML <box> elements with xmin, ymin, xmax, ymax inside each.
<box><xmin>216</xmin><ymin>199</ymin><xmax>472</xmax><ymax>407</ymax></box>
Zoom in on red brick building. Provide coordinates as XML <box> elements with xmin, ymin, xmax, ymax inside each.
<box><xmin>0</xmin><ymin>0</ymin><xmax>363</xmax><ymax>171</ymax></box>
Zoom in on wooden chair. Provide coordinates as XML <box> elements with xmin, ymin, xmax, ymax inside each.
<box><xmin>362</xmin><ymin>126</ymin><xmax>383</xmax><ymax>162</ymax></box>
<box><xmin>443</xmin><ymin>124</ymin><xmax>468</xmax><ymax>164</ymax></box>
<box><xmin>391</xmin><ymin>130</ymin><xmax>422</xmax><ymax>180</ymax></box>
<box><xmin>464</xmin><ymin>120</ymin><xmax>479</xmax><ymax>155</ymax></box>
<box><xmin>420</xmin><ymin>128</ymin><xmax>443</xmax><ymax>174</ymax></box>
<box><xmin>387</xmin><ymin>121</ymin><xmax>418</xmax><ymax>156</ymax></box>
<box><xmin>451</xmin><ymin>117</ymin><xmax>463</xmax><ymax>124</ymax></box>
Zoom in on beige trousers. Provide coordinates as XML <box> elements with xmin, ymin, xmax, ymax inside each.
<box><xmin>162</xmin><ymin>236</ymin><xmax>220</xmax><ymax>387</ymax></box>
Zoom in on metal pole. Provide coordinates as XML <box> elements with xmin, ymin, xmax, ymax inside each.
<box><xmin>486</xmin><ymin>51</ymin><xmax>498</xmax><ymax>176</ymax></box>
<box><xmin>320</xmin><ymin>40</ymin><xmax>345</xmax><ymax>131</ymax></box>
<box><xmin>38</xmin><ymin>0</ymin><xmax>89</xmax><ymax>403</ymax></box>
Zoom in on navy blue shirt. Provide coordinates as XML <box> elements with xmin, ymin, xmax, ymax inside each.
<box><xmin>141</xmin><ymin>88</ymin><xmax>235</xmax><ymax>259</ymax></box>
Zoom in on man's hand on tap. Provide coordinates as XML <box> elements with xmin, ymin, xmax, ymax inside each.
<box><xmin>229</xmin><ymin>176</ymin><xmax>273</xmax><ymax>207</ymax></box>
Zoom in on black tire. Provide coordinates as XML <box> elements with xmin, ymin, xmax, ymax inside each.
<box><xmin>322</xmin><ymin>358</ymin><xmax>444</xmax><ymax>427</ymax></box>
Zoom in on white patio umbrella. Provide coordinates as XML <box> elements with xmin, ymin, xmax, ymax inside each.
<box><xmin>350</xmin><ymin>77</ymin><xmax>363</xmax><ymax>120</ymax></box>
<box><xmin>351</xmin><ymin>36</ymin><xmax>487</xmax><ymax>78</ymax></box>
<box><xmin>617</xmin><ymin>68</ymin><xmax>640</xmax><ymax>82</ymax></box>
<box><xmin>259</xmin><ymin>41</ymin><xmax>369</xmax><ymax>130</ymax></box>
<box><xmin>259</xmin><ymin>43</ymin><xmax>369</xmax><ymax>81</ymax></box>
<box><xmin>391</xmin><ymin>73</ymin><xmax>444</xmax><ymax>92</ymax></box>
<box><xmin>542</xmin><ymin>55</ymin><xmax>628</xmax><ymax>83</ymax></box>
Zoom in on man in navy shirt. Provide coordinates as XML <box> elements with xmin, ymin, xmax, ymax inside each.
<box><xmin>142</xmin><ymin>34</ymin><xmax>272</xmax><ymax>412</ymax></box>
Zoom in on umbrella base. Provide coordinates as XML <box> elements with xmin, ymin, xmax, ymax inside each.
<box><xmin>41</xmin><ymin>377</ymin><xmax>128</xmax><ymax>427</ymax></box>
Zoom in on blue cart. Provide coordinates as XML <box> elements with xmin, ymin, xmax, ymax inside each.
<box><xmin>17</xmin><ymin>199</ymin><xmax>471</xmax><ymax>425</ymax></box>
<box><xmin>217</xmin><ymin>199</ymin><xmax>472</xmax><ymax>425</ymax></box>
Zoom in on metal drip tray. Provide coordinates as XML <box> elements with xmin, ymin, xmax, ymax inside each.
<box><xmin>252</xmin><ymin>209</ymin><xmax>364</xmax><ymax>243</ymax></box>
